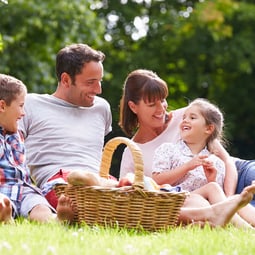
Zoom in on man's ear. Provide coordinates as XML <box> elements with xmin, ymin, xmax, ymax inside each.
<box><xmin>0</xmin><ymin>100</ymin><xmax>6</xmax><ymax>112</ymax></box>
<box><xmin>128</xmin><ymin>100</ymin><xmax>137</xmax><ymax>114</ymax></box>
<box><xmin>61</xmin><ymin>72</ymin><xmax>72</xmax><ymax>88</ymax></box>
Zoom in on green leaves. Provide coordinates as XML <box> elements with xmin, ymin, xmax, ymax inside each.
<box><xmin>0</xmin><ymin>0</ymin><xmax>105</xmax><ymax>92</ymax></box>
<box><xmin>1</xmin><ymin>0</ymin><xmax>255</xmax><ymax>157</ymax></box>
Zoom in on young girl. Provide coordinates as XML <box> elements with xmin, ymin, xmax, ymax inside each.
<box><xmin>152</xmin><ymin>98</ymin><xmax>225</xmax><ymax>192</ymax></box>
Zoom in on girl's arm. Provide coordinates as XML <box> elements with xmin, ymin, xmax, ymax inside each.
<box><xmin>152</xmin><ymin>163</ymin><xmax>190</xmax><ymax>185</ymax></box>
<box><xmin>152</xmin><ymin>153</ymin><xmax>208</xmax><ymax>185</ymax></box>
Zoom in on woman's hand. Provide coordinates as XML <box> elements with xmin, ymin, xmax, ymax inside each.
<box><xmin>165</xmin><ymin>111</ymin><xmax>173</xmax><ymax>124</ymax></box>
<box><xmin>209</xmin><ymin>139</ymin><xmax>237</xmax><ymax>196</ymax></box>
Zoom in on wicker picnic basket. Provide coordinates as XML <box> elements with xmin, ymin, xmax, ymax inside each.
<box><xmin>55</xmin><ymin>137</ymin><xmax>187</xmax><ymax>231</ymax></box>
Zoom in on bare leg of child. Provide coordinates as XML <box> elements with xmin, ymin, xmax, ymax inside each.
<box><xmin>0</xmin><ymin>194</ymin><xmax>13</xmax><ymax>223</ymax></box>
<box><xmin>179</xmin><ymin>181</ymin><xmax>255</xmax><ymax>228</ymax></box>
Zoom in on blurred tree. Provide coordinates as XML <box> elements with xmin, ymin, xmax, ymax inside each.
<box><xmin>167</xmin><ymin>0</ymin><xmax>255</xmax><ymax>158</ymax></box>
<box><xmin>97</xmin><ymin>0</ymin><xmax>255</xmax><ymax>159</ymax></box>
<box><xmin>0</xmin><ymin>0</ymin><xmax>8</xmax><ymax>51</ymax></box>
<box><xmin>1</xmin><ymin>0</ymin><xmax>255</xmax><ymax>174</ymax></box>
<box><xmin>0</xmin><ymin>0</ymin><xmax>105</xmax><ymax>93</ymax></box>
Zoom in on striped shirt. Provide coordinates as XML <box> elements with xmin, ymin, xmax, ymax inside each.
<box><xmin>0</xmin><ymin>127</ymin><xmax>32</xmax><ymax>201</ymax></box>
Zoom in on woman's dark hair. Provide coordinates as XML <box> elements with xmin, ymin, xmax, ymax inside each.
<box><xmin>119</xmin><ymin>69</ymin><xmax>168</xmax><ymax>137</ymax></box>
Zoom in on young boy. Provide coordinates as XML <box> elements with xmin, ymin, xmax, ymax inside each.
<box><xmin>0</xmin><ymin>74</ymin><xmax>74</xmax><ymax>224</ymax></box>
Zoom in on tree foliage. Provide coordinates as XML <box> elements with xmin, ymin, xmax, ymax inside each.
<box><xmin>0</xmin><ymin>0</ymin><xmax>105</xmax><ymax>92</ymax></box>
<box><xmin>1</xmin><ymin>0</ymin><xmax>255</xmax><ymax>159</ymax></box>
<box><xmin>97</xmin><ymin>0</ymin><xmax>255</xmax><ymax>158</ymax></box>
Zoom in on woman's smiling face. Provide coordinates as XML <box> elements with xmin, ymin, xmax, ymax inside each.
<box><xmin>131</xmin><ymin>98</ymin><xmax>168</xmax><ymax>129</ymax></box>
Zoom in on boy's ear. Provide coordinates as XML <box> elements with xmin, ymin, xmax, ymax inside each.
<box><xmin>0</xmin><ymin>100</ymin><xmax>6</xmax><ymax>112</ymax></box>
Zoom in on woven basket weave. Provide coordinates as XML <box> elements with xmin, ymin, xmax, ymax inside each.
<box><xmin>55</xmin><ymin>137</ymin><xmax>187</xmax><ymax>231</ymax></box>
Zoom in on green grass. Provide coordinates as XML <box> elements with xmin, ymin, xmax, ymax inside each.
<box><xmin>1</xmin><ymin>220</ymin><xmax>255</xmax><ymax>255</ymax></box>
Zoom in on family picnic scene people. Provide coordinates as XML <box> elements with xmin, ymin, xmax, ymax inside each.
<box><xmin>0</xmin><ymin>43</ymin><xmax>255</xmax><ymax>230</ymax></box>
<box><xmin>2</xmin><ymin>5</ymin><xmax>255</xmax><ymax>255</ymax></box>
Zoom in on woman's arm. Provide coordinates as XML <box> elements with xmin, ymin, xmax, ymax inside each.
<box><xmin>210</xmin><ymin>140</ymin><xmax>237</xmax><ymax>196</ymax></box>
<box><xmin>119</xmin><ymin>147</ymin><xmax>135</xmax><ymax>179</ymax></box>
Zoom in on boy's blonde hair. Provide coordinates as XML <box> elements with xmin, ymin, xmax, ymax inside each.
<box><xmin>0</xmin><ymin>74</ymin><xmax>27</xmax><ymax>106</ymax></box>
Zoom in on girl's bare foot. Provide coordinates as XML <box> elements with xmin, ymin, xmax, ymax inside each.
<box><xmin>238</xmin><ymin>181</ymin><xmax>255</xmax><ymax>207</ymax></box>
<box><xmin>180</xmin><ymin>182</ymin><xmax>255</xmax><ymax>228</ymax></box>
<box><xmin>0</xmin><ymin>196</ymin><xmax>13</xmax><ymax>224</ymax></box>
<box><xmin>56</xmin><ymin>195</ymin><xmax>75</xmax><ymax>224</ymax></box>
<box><xmin>209</xmin><ymin>182</ymin><xmax>255</xmax><ymax>227</ymax></box>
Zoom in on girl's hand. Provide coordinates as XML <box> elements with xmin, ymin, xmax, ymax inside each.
<box><xmin>186</xmin><ymin>155</ymin><xmax>208</xmax><ymax>171</ymax></box>
<box><xmin>202</xmin><ymin>160</ymin><xmax>217</xmax><ymax>182</ymax></box>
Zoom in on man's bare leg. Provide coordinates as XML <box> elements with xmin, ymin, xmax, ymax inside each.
<box><xmin>28</xmin><ymin>194</ymin><xmax>75</xmax><ymax>223</ymax></box>
<box><xmin>56</xmin><ymin>195</ymin><xmax>75</xmax><ymax>223</ymax></box>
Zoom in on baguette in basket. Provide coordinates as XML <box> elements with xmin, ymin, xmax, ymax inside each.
<box><xmin>67</xmin><ymin>170</ymin><xmax>182</xmax><ymax>192</ymax></box>
<box><xmin>67</xmin><ymin>170</ymin><xmax>119</xmax><ymax>187</ymax></box>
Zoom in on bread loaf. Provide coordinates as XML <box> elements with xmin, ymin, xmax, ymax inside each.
<box><xmin>67</xmin><ymin>170</ymin><xmax>100</xmax><ymax>186</ymax></box>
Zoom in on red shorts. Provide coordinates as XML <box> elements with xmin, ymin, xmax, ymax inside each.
<box><xmin>45</xmin><ymin>169</ymin><xmax>70</xmax><ymax>209</ymax></box>
<box><xmin>45</xmin><ymin>169</ymin><xmax>117</xmax><ymax>209</ymax></box>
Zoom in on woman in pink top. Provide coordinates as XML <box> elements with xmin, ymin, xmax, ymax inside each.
<box><xmin>119</xmin><ymin>69</ymin><xmax>255</xmax><ymax>228</ymax></box>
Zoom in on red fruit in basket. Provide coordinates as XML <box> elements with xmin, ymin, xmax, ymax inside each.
<box><xmin>118</xmin><ymin>178</ymin><xmax>132</xmax><ymax>187</ymax></box>
<box><xmin>117</xmin><ymin>173</ymin><xmax>134</xmax><ymax>187</ymax></box>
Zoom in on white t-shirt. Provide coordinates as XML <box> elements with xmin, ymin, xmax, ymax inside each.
<box><xmin>19</xmin><ymin>93</ymin><xmax>112</xmax><ymax>188</ymax></box>
<box><xmin>152</xmin><ymin>140</ymin><xmax>225</xmax><ymax>191</ymax></box>
<box><xmin>119</xmin><ymin>108</ymin><xmax>185</xmax><ymax>178</ymax></box>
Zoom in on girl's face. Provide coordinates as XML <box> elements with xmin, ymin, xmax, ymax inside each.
<box><xmin>129</xmin><ymin>98</ymin><xmax>168</xmax><ymax>129</ymax></box>
<box><xmin>1</xmin><ymin>91</ymin><xmax>26</xmax><ymax>133</ymax></box>
<box><xmin>180</xmin><ymin>105</ymin><xmax>213</xmax><ymax>144</ymax></box>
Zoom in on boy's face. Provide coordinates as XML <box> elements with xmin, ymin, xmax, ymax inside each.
<box><xmin>1</xmin><ymin>91</ymin><xmax>26</xmax><ymax>133</ymax></box>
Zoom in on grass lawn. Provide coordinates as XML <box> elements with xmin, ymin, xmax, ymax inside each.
<box><xmin>1</xmin><ymin>220</ymin><xmax>255</xmax><ymax>255</ymax></box>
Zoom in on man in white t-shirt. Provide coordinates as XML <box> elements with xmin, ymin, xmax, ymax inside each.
<box><xmin>19</xmin><ymin>43</ymin><xmax>112</xmax><ymax>209</ymax></box>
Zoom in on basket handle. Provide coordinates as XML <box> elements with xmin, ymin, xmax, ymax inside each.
<box><xmin>99</xmin><ymin>137</ymin><xmax>144</xmax><ymax>189</ymax></box>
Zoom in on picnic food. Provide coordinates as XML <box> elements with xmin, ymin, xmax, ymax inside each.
<box><xmin>67</xmin><ymin>170</ymin><xmax>118</xmax><ymax>187</ymax></box>
<box><xmin>67</xmin><ymin>170</ymin><xmax>100</xmax><ymax>186</ymax></box>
